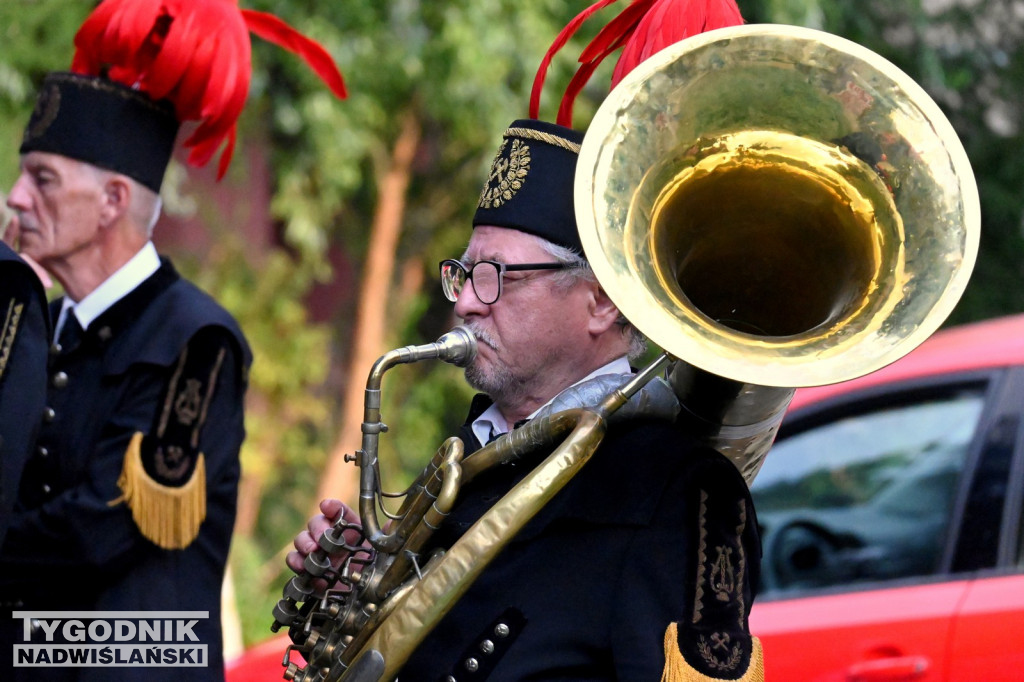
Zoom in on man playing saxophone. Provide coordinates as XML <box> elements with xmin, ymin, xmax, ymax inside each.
<box><xmin>288</xmin><ymin>115</ymin><xmax>763</xmax><ymax>679</ymax></box>
<box><xmin>288</xmin><ymin>0</ymin><xmax>766</xmax><ymax>678</ymax></box>
<box><xmin>285</xmin><ymin>0</ymin><xmax>990</xmax><ymax>672</ymax></box>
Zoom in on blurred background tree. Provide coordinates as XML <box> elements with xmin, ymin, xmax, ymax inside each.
<box><xmin>1</xmin><ymin>0</ymin><xmax>1021</xmax><ymax>655</ymax></box>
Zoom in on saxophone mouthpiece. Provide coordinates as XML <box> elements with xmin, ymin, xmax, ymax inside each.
<box><xmin>435</xmin><ymin>326</ymin><xmax>477</xmax><ymax>367</ymax></box>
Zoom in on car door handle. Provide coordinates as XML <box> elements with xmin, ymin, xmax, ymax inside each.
<box><xmin>846</xmin><ymin>655</ymin><xmax>930</xmax><ymax>681</ymax></box>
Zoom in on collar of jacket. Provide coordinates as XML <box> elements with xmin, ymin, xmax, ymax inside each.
<box><xmin>450</xmin><ymin>396</ymin><xmax>698</xmax><ymax>544</ymax></box>
<box><xmin>49</xmin><ymin>257</ymin><xmax>179</xmax><ymax>345</ymax></box>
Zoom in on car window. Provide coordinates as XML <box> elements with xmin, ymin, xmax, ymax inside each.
<box><xmin>751</xmin><ymin>385</ymin><xmax>986</xmax><ymax>596</ymax></box>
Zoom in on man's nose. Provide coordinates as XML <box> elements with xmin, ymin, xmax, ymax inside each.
<box><xmin>453</xmin><ymin>279</ymin><xmax>489</xmax><ymax>318</ymax></box>
<box><xmin>6</xmin><ymin>174</ymin><xmax>30</xmax><ymax>211</ymax></box>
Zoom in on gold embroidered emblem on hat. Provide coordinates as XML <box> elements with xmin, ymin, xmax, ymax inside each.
<box><xmin>478</xmin><ymin>139</ymin><xmax>531</xmax><ymax>209</ymax></box>
<box><xmin>23</xmin><ymin>84</ymin><xmax>61</xmax><ymax>145</ymax></box>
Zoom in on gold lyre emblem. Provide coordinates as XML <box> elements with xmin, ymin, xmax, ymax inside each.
<box><xmin>174</xmin><ymin>378</ymin><xmax>203</xmax><ymax>426</ymax></box>
<box><xmin>478</xmin><ymin>139</ymin><xmax>531</xmax><ymax>209</ymax></box>
<box><xmin>710</xmin><ymin>545</ymin><xmax>736</xmax><ymax>602</ymax></box>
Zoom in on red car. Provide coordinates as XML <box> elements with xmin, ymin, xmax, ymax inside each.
<box><xmin>229</xmin><ymin>314</ymin><xmax>1024</xmax><ymax>681</ymax></box>
<box><xmin>749</xmin><ymin>313</ymin><xmax>1024</xmax><ymax>681</ymax></box>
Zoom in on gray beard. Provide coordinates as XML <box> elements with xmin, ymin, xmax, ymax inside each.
<box><xmin>464</xmin><ymin>360</ymin><xmax>526</xmax><ymax>407</ymax></box>
<box><xmin>462</xmin><ymin>321</ymin><xmax>528</xmax><ymax>406</ymax></box>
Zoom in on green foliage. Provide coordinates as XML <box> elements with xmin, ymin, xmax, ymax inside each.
<box><xmin>0</xmin><ymin>1</ymin><xmax>91</xmax><ymax>188</ymax></box>
<box><xmin>228</xmin><ymin>534</ymin><xmax>285</xmax><ymax>647</ymax></box>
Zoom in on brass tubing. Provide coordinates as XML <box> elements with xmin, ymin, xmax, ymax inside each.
<box><xmin>336</xmin><ymin>409</ymin><xmax>606</xmax><ymax>682</ymax></box>
<box><xmin>459</xmin><ymin>410</ymin><xmax>581</xmax><ymax>481</ymax></box>
<box><xmin>370</xmin><ymin>438</ymin><xmax>462</xmax><ymax>564</ymax></box>
<box><xmin>369</xmin><ymin>448</ymin><xmax>464</xmax><ymax>603</ymax></box>
<box><xmin>357</xmin><ymin>328</ymin><xmax>476</xmax><ymax>552</ymax></box>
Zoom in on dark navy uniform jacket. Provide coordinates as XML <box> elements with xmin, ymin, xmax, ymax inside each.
<box><xmin>0</xmin><ymin>258</ymin><xmax>251</xmax><ymax>682</ymax></box>
<box><xmin>0</xmin><ymin>243</ymin><xmax>50</xmax><ymax>549</ymax></box>
<box><xmin>399</xmin><ymin>394</ymin><xmax>762</xmax><ymax>681</ymax></box>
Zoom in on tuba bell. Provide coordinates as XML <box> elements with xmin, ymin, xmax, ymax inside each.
<box><xmin>272</xmin><ymin>24</ymin><xmax>979</xmax><ymax>681</ymax></box>
<box><xmin>576</xmin><ymin>23</ymin><xmax>979</xmax><ymax>481</ymax></box>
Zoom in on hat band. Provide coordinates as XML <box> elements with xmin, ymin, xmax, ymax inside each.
<box><xmin>504</xmin><ymin>126</ymin><xmax>581</xmax><ymax>154</ymax></box>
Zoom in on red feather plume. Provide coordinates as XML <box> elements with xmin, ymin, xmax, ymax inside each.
<box><xmin>530</xmin><ymin>0</ymin><xmax>743</xmax><ymax>127</ymax></box>
<box><xmin>70</xmin><ymin>0</ymin><xmax>347</xmax><ymax>178</ymax></box>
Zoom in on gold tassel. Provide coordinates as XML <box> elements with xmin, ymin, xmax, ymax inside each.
<box><xmin>109</xmin><ymin>431</ymin><xmax>207</xmax><ymax>550</ymax></box>
<box><xmin>661</xmin><ymin>623</ymin><xmax>764</xmax><ymax>682</ymax></box>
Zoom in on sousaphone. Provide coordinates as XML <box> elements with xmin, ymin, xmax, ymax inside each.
<box><xmin>273</xmin><ymin>24</ymin><xmax>979</xmax><ymax>681</ymax></box>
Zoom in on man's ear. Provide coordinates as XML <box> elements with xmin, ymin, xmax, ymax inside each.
<box><xmin>587</xmin><ymin>283</ymin><xmax>621</xmax><ymax>335</ymax></box>
<box><xmin>99</xmin><ymin>175</ymin><xmax>131</xmax><ymax>228</ymax></box>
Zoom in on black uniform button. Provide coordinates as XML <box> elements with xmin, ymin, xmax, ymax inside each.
<box><xmin>37</xmin><ymin>446</ymin><xmax>49</xmax><ymax>458</ymax></box>
<box><xmin>43</xmin><ymin>407</ymin><xmax>56</xmax><ymax>422</ymax></box>
<box><xmin>464</xmin><ymin>658</ymin><xmax>479</xmax><ymax>672</ymax></box>
<box><xmin>52</xmin><ymin>371</ymin><xmax>69</xmax><ymax>388</ymax></box>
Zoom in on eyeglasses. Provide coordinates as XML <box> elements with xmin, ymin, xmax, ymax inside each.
<box><xmin>439</xmin><ymin>259</ymin><xmax>568</xmax><ymax>305</ymax></box>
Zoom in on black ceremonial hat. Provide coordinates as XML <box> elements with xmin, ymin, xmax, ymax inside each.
<box><xmin>473</xmin><ymin>119</ymin><xmax>585</xmax><ymax>256</ymax></box>
<box><xmin>20</xmin><ymin>72</ymin><xmax>179</xmax><ymax>193</ymax></box>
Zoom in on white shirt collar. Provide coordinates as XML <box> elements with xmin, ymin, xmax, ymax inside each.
<box><xmin>471</xmin><ymin>355</ymin><xmax>632</xmax><ymax>446</ymax></box>
<box><xmin>56</xmin><ymin>242</ymin><xmax>161</xmax><ymax>335</ymax></box>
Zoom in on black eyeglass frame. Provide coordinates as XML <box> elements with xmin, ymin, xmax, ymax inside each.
<box><xmin>439</xmin><ymin>259</ymin><xmax>568</xmax><ymax>304</ymax></box>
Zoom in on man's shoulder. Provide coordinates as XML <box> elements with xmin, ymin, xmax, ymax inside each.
<box><xmin>604</xmin><ymin>420</ymin><xmax>749</xmax><ymax>491</ymax></box>
<box><xmin>157</xmin><ymin>276</ymin><xmax>241</xmax><ymax>330</ymax></box>
<box><xmin>104</xmin><ymin>273</ymin><xmax>251</xmax><ymax>375</ymax></box>
<box><xmin>0</xmin><ymin>241</ymin><xmax>18</xmax><ymax>262</ymax></box>
<box><xmin>0</xmin><ymin>241</ymin><xmax>20</xmax><ymax>263</ymax></box>
<box><xmin>559</xmin><ymin>418</ymin><xmax>750</xmax><ymax>526</ymax></box>
<box><xmin>0</xmin><ymin>245</ymin><xmax>46</xmax><ymax>302</ymax></box>
<box><xmin>0</xmin><ymin>245</ymin><xmax>49</xmax><ymax>387</ymax></box>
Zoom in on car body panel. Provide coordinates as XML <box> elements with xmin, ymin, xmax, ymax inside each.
<box><xmin>947</xmin><ymin>574</ymin><xmax>1024</xmax><ymax>679</ymax></box>
<box><xmin>789</xmin><ymin>314</ymin><xmax>1024</xmax><ymax>411</ymax></box>
<box><xmin>749</xmin><ymin>314</ymin><xmax>1024</xmax><ymax>681</ymax></box>
<box><xmin>225</xmin><ymin>633</ymin><xmax>289</xmax><ymax>681</ymax></box>
<box><xmin>750</xmin><ymin>579</ymin><xmax>969</xmax><ymax>681</ymax></box>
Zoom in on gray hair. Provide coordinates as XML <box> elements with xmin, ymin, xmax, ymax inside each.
<box><xmin>87</xmin><ymin>164</ymin><xmax>162</xmax><ymax>238</ymax></box>
<box><xmin>534</xmin><ymin>235</ymin><xmax>648</xmax><ymax>360</ymax></box>
<box><xmin>126</xmin><ymin>178</ymin><xmax>162</xmax><ymax>238</ymax></box>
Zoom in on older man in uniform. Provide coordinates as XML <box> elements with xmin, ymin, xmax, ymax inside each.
<box><xmin>0</xmin><ymin>237</ymin><xmax>49</xmax><ymax>549</ymax></box>
<box><xmin>291</xmin><ymin>117</ymin><xmax>763</xmax><ymax>681</ymax></box>
<box><xmin>0</xmin><ymin>1</ymin><xmax>346</xmax><ymax>680</ymax></box>
<box><xmin>286</xmin><ymin>0</ymin><xmax>765</xmax><ymax>677</ymax></box>
<box><xmin>0</xmin><ymin>69</ymin><xmax>252</xmax><ymax>682</ymax></box>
